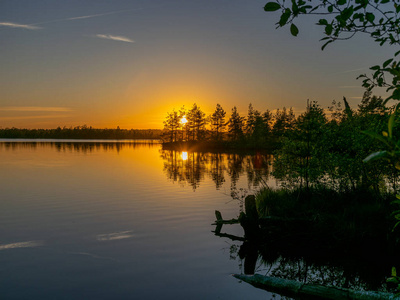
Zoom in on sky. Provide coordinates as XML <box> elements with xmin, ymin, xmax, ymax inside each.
<box><xmin>0</xmin><ymin>0</ymin><xmax>394</xmax><ymax>129</ymax></box>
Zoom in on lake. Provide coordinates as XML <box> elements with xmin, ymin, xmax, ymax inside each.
<box><xmin>0</xmin><ymin>140</ymin><xmax>279</xmax><ymax>299</ymax></box>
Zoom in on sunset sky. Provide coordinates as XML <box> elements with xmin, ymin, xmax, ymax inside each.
<box><xmin>0</xmin><ymin>0</ymin><xmax>393</xmax><ymax>129</ymax></box>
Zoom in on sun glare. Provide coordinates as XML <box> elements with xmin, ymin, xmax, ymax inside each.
<box><xmin>180</xmin><ymin>116</ymin><xmax>187</xmax><ymax>125</ymax></box>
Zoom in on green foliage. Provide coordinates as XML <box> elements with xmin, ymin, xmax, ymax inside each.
<box><xmin>273</xmin><ymin>101</ymin><xmax>327</xmax><ymax>189</ymax></box>
<box><xmin>263</xmin><ymin>0</ymin><xmax>400</xmax><ymax>100</ymax></box>
<box><xmin>272</xmin><ymin>107</ymin><xmax>295</xmax><ymax>144</ymax></box>
<box><xmin>273</xmin><ymin>95</ymin><xmax>396</xmax><ymax>192</ymax></box>
<box><xmin>387</xmin><ymin>267</ymin><xmax>400</xmax><ymax>295</ymax></box>
<box><xmin>363</xmin><ymin>104</ymin><xmax>400</xmax><ymax>231</ymax></box>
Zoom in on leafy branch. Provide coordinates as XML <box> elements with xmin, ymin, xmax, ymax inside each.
<box><xmin>264</xmin><ymin>0</ymin><xmax>400</xmax><ymax>100</ymax></box>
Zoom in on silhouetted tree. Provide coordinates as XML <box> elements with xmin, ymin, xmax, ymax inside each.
<box><xmin>227</xmin><ymin>106</ymin><xmax>245</xmax><ymax>141</ymax></box>
<box><xmin>262</xmin><ymin>109</ymin><xmax>273</xmax><ymax>143</ymax></box>
<box><xmin>245</xmin><ymin>104</ymin><xmax>265</xmax><ymax>146</ymax></box>
<box><xmin>245</xmin><ymin>104</ymin><xmax>257</xmax><ymax>136</ymax></box>
<box><xmin>210</xmin><ymin>103</ymin><xmax>226</xmax><ymax>141</ymax></box>
<box><xmin>272</xmin><ymin>107</ymin><xmax>295</xmax><ymax>142</ymax></box>
<box><xmin>187</xmin><ymin>103</ymin><xmax>207</xmax><ymax>141</ymax></box>
<box><xmin>163</xmin><ymin>110</ymin><xmax>182</xmax><ymax>142</ymax></box>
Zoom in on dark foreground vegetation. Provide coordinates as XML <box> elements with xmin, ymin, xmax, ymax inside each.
<box><xmin>214</xmin><ymin>192</ymin><xmax>400</xmax><ymax>297</ymax></box>
<box><xmin>0</xmin><ymin>126</ymin><xmax>163</xmax><ymax>140</ymax></box>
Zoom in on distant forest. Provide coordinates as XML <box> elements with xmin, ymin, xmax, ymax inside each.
<box><xmin>0</xmin><ymin>125</ymin><xmax>163</xmax><ymax>140</ymax></box>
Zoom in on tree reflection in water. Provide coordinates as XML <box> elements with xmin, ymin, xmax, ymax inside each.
<box><xmin>0</xmin><ymin>140</ymin><xmax>158</xmax><ymax>154</ymax></box>
<box><xmin>159</xmin><ymin>149</ymin><xmax>272</xmax><ymax>191</ymax></box>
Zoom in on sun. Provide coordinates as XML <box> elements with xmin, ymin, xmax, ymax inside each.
<box><xmin>180</xmin><ymin>115</ymin><xmax>187</xmax><ymax>125</ymax></box>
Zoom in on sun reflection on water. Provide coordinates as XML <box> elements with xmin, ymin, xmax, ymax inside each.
<box><xmin>181</xmin><ymin>151</ymin><xmax>188</xmax><ymax>161</ymax></box>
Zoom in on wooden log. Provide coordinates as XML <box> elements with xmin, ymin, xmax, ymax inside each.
<box><xmin>233</xmin><ymin>274</ymin><xmax>400</xmax><ymax>300</ymax></box>
<box><xmin>213</xmin><ymin>223</ymin><xmax>223</xmax><ymax>235</ymax></box>
<box><xmin>212</xmin><ymin>231</ymin><xmax>245</xmax><ymax>242</ymax></box>
<box><xmin>212</xmin><ymin>210</ymin><xmax>239</xmax><ymax>225</ymax></box>
<box><xmin>215</xmin><ymin>210</ymin><xmax>223</xmax><ymax>221</ymax></box>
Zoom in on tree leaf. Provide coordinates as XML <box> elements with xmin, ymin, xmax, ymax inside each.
<box><xmin>318</xmin><ymin>19</ymin><xmax>328</xmax><ymax>25</ymax></box>
<box><xmin>393</xmin><ymin>89</ymin><xmax>400</xmax><ymax>100</ymax></box>
<box><xmin>366</xmin><ymin>12</ymin><xmax>375</xmax><ymax>23</ymax></box>
<box><xmin>383</xmin><ymin>58</ymin><xmax>393</xmax><ymax>68</ymax></box>
<box><xmin>341</xmin><ymin>6</ymin><xmax>354</xmax><ymax>21</ymax></box>
<box><xmin>290</xmin><ymin>23</ymin><xmax>299</xmax><ymax>36</ymax></box>
<box><xmin>279</xmin><ymin>9</ymin><xmax>291</xmax><ymax>26</ymax></box>
<box><xmin>264</xmin><ymin>2</ymin><xmax>281</xmax><ymax>11</ymax></box>
<box><xmin>325</xmin><ymin>24</ymin><xmax>333</xmax><ymax>35</ymax></box>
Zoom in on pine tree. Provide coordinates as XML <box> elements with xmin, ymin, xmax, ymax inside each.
<box><xmin>163</xmin><ymin>110</ymin><xmax>181</xmax><ymax>142</ymax></box>
<box><xmin>210</xmin><ymin>104</ymin><xmax>226</xmax><ymax>141</ymax></box>
<box><xmin>227</xmin><ymin>106</ymin><xmax>244</xmax><ymax>141</ymax></box>
<box><xmin>187</xmin><ymin>103</ymin><xmax>207</xmax><ymax>141</ymax></box>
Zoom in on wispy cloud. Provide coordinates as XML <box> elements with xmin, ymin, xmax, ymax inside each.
<box><xmin>66</xmin><ymin>10</ymin><xmax>130</xmax><ymax>21</ymax></box>
<box><xmin>31</xmin><ymin>7</ymin><xmax>148</xmax><ymax>26</ymax></box>
<box><xmin>95</xmin><ymin>34</ymin><xmax>134</xmax><ymax>43</ymax></box>
<box><xmin>0</xmin><ymin>115</ymin><xmax>71</xmax><ymax>121</ymax></box>
<box><xmin>0</xmin><ymin>22</ymin><xmax>40</xmax><ymax>30</ymax></box>
<box><xmin>0</xmin><ymin>106</ymin><xmax>72</xmax><ymax>112</ymax></box>
<box><xmin>96</xmin><ymin>231</ymin><xmax>135</xmax><ymax>241</ymax></box>
<box><xmin>1</xmin><ymin>5</ymin><xmax>165</xmax><ymax>32</ymax></box>
<box><xmin>0</xmin><ymin>241</ymin><xmax>42</xmax><ymax>250</ymax></box>
<box><xmin>67</xmin><ymin>14</ymin><xmax>109</xmax><ymax>21</ymax></box>
<box><xmin>68</xmin><ymin>251</ymin><xmax>118</xmax><ymax>261</ymax></box>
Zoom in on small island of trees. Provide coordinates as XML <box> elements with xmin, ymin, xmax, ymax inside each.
<box><xmin>162</xmin><ymin>92</ymin><xmax>396</xmax><ymax>155</ymax></box>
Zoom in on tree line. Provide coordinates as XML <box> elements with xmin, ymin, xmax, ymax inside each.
<box><xmin>162</xmin><ymin>102</ymin><xmax>296</xmax><ymax>148</ymax></box>
<box><xmin>0</xmin><ymin>125</ymin><xmax>163</xmax><ymax>140</ymax></box>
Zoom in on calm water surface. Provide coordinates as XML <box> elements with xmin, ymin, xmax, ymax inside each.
<box><xmin>0</xmin><ymin>141</ymin><xmax>278</xmax><ymax>299</ymax></box>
